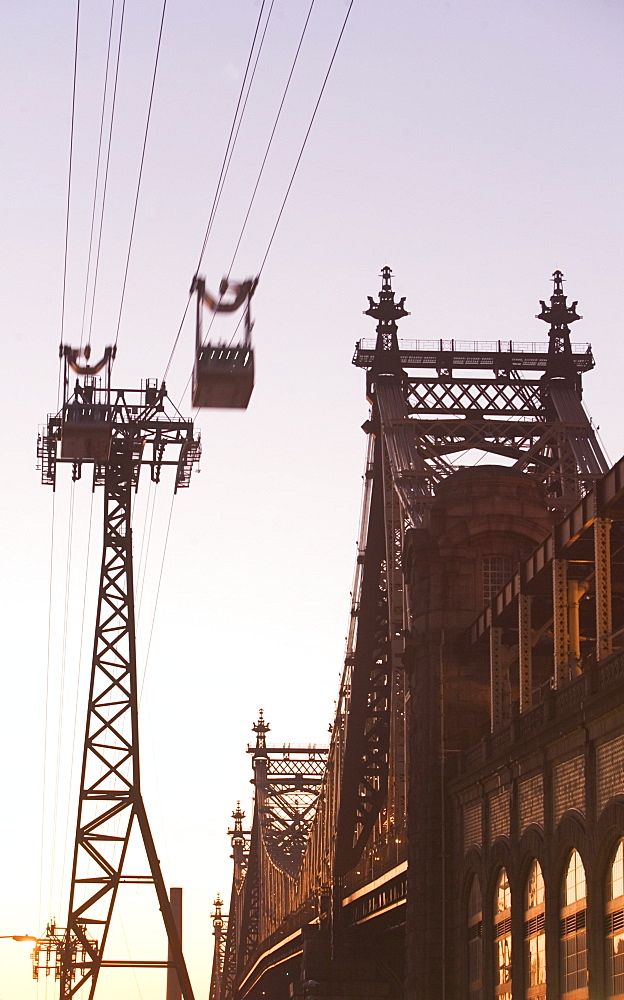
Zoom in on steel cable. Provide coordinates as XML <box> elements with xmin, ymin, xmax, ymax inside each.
<box><xmin>59</xmin><ymin>490</ymin><xmax>95</xmax><ymax>912</ymax></box>
<box><xmin>162</xmin><ymin>0</ymin><xmax>272</xmax><ymax>379</ymax></box>
<box><xmin>192</xmin><ymin>0</ymin><xmax>278</xmax><ymax>349</ymax></box>
<box><xmin>49</xmin><ymin>481</ymin><xmax>77</xmax><ymax>919</ymax></box>
<box><xmin>170</xmin><ymin>0</ymin><xmax>355</xmax><ymax>381</ymax></box>
<box><xmin>59</xmin><ymin>0</ymin><xmax>81</xmax><ymax>352</ymax></box>
<box><xmin>113</xmin><ymin>0</ymin><xmax>168</xmax><ymax>347</ymax></box>
<box><xmin>40</xmin><ymin>0</ymin><xmax>80</xmax><ymax>936</ymax></box>
<box><xmin>78</xmin><ymin>0</ymin><xmax>119</xmax><ymax>349</ymax></box>
<box><xmin>225</xmin><ymin>0</ymin><xmax>317</xmax><ymax>283</ymax></box>
<box><xmin>139</xmin><ymin>492</ymin><xmax>175</xmax><ymax>704</ymax></box>
<box><xmin>38</xmin><ymin>492</ymin><xmax>57</xmax><ymax>934</ymax></box>
<box><xmin>83</xmin><ymin>0</ymin><xmax>128</xmax><ymax>350</ymax></box>
<box><xmin>195</xmin><ymin>0</ymin><xmax>271</xmax><ymax>271</ymax></box>
<box><xmin>256</xmin><ymin>0</ymin><xmax>355</xmax><ymax>278</ymax></box>
<box><xmin>201</xmin><ymin>0</ymin><xmax>317</xmax><ymax>353</ymax></box>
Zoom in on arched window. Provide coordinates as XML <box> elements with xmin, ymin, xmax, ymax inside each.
<box><xmin>483</xmin><ymin>556</ymin><xmax>513</xmax><ymax>605</ymax></box>
<box><xmin>524</xmin><ymin>860</ymin><xmax>545</xmax><ymax>999</ymax></box>
<box><xmin>560</xmin><ymin>849</ymin><xmax>587</xmax><ymax>998</ymax></box>
<box><xmin>606</xmin><ymin>839</ymin><xmax>624</xmax><ymax>998</ymax></box>
<box><xmin>468</xmin><ymin>876</ymin><xmax>483</xmax><ymax>999</ymax></box>
<box><xmin>494</xmin><ymin>868</ymin><xmax>512</xmax><ymax>1000</ymax></box>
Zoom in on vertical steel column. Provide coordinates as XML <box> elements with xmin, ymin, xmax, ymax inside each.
<box><xmin>490</xmin><ymin>626</ymin><xmax>504</xmax><ymax>731</ymax></box>
<box><xmin>567</xmin><ymin>580</ymin><xmax>584</xmax><ymax>676</ymax></box>
<box><xmin>595</xmin><ymin>516</ymin><xmax>613</xmax><ymax>661</ymax></box>
<box><xmin>552</xmin><ymin>557</ymin><xmax>569</xmax><ymax>688</ymax></box>
<box><xmin>518</xmin><ymin>593</ymin><xmax>532</xmax><ymax>714</ymax></box>
<box><xmin>166</xmin><ymin>889</ymin><xmax>183</xmax><ymax>1000</ymax></box>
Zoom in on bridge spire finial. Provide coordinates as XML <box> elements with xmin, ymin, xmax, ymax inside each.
<box><xmin>537</xmin><ymin>269</ymin><xmax>581</xmax><ymax>330</ymax></box>
<box><xmin>537</xmin><ymin>269</ymin><xmax>582</xmax><ymax>391</ymax></box>
<box><xmin>252</xmin><ymin>709</ymin><xmax>270</xmax><ymax>749</ymax></box>
<box><xmin>231</xmin><ymin>801</ymin><xmax>245</xmax><ymax>834</ymax></box>
<box><xmin>552</xmin><ymin>268</ymin><xmax>564</xmax><ymax>297</ymax></box>
<box><xmin>211</xmin><ymin>895</ymin><xmax>224</xmax><ymax>928</ymax></box>
<box><xmin>365</xmin><ymin>266</ymin><xmax>409</xmax><ymax>378</ymax></box>
<box><xmin>380</xmin><ymin>264</ymin><xmax>393</xmax><ymax>294</ymax></box>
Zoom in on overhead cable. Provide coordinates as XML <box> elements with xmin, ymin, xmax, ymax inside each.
<box><xmin>175</xmin><ymin>0</ymin><xmax>355</xmax><ymax>381</ymax></box>
<box><xmin>201</xmin><ymin>0</ymin><xmax>317</xmax><ymax>355</ymax></box>
<box><xmin>139</xmin><ymin>493</ymin><xmax>176</xmax><ymax>702</ymax></box>
<box><xmin>49</xmin><ymin>483</ymin><xmax>77</xmax><ymax>919</ymax></box>
<box><xmin>79</xmin><ymin>0</ymin><xmax>117</xmax><ymax>348</ymax></box>
<box><xmin>41</xmin><ymin>0</ymin><xmax>80</xmax><ymax>931</ymax></box>
<box><xmin>227</xmin><ymin>0</ymin><xmax>316</xmax><ymax>278</ymax></box>
<box><xmin>217</xmin><ymin>0</ymin><xmax>353</xmax><ymax>350</ymax></box>
<box><xmin>81</xmin><ymin>0</ymin><xmax>127</xmax><ymax>349</ymax></box>
<box><xmin>194</xmin><ymin>0</ymin><xmax>296</xmax><ymax>351</ymax></box>
<box><xmin>257</xmin><ymin>0</ymin><xmax>355</xmax><ymax>277</ymax></box>
<box><xmin>113</xmin><ymin>0</ymin><xmax>168</xmax><ymax>346</ymax></box>
<box><xmin>162</xmin><ymin>0</ymin><xmax>272</xmax><ymax>379</ymax></box>
<box><xmin>195</xmin><ymin>0</ymin><xmax>272</xmax><ymax>270</ymax></box>
<box><xmin>59</xmin><ymin>0</ymin><xmax>81</xmax><ymax>353</ymax></box>
<box><xmin>59</xmin><ymin>491</ymin><xmax>96</xmax><ymax>907</ymax></box>
<box><xmin>38</xmin><ymin>493</ymin><xmax>57</xmax><ymax>933</ymax></box>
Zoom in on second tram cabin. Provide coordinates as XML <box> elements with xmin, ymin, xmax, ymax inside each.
<box><xmin>192</xmin><ymin>345</ymin><xmax>254</xmax><ymax>409</ymax></box>
<box><xmin>191</xmin><ymin>274</ymin><xmax>258</xmax><ymax>410</ymax></box>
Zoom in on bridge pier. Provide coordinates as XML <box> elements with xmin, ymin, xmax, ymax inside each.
<box><xmin>403</xmin><ymin>467</ymin><xmax>554</xmax><ymax>999</ymax></box>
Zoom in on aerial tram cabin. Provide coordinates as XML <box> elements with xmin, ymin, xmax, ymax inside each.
<box><xmin>59</xmin><ymin>345</ymin><xmax>116</xmax><ymax>461</ymax></box>
<box><xmin>191</xmin><ymin>274</ymin><xmax>258</xmax><ymax>410</ymax></box>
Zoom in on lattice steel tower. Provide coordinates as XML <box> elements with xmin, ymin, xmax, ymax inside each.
<box><xmin>36</xmin><ymin>346</ymin><xmax>201</xmax><ymax>999</ymax></box>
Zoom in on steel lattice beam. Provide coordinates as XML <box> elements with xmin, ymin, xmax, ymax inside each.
<box><xmin>405</xmin><ymin>377</ymin><xmax>544</xmax><ymax>416</ymax></box>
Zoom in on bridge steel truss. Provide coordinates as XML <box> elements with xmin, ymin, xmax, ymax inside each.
<box><xmin>210</xmin><ymin>896</ymin><xmax>228</xmax><ymax>1000</ymax></box>
<box><xmin>36</xmin><ymin>362</ymin><xmax>200</xmax><ymax>1000</ymax></box>
<box><xmin>216</xmin><ymin>268</ymin><xmax>607</xmax><ymax>1000</ymax></box>
<box><xmin>235</xmin><ymin>716</ymin><xmax>330</xmax><ymax>963</ymax></box>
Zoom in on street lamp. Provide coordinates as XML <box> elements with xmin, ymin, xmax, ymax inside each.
<box><xmin>0</xmin><ymin>935</ymin><xmax>38</xmax><ymax>942</ymax></box>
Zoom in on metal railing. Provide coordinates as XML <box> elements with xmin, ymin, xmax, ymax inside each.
<box><xmin>356</xmin><ymin>339</ymin><xmax>592</xmax><ymax>354</ymax></box>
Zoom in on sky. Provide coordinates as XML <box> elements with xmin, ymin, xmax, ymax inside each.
<box><xmin>1</xmin><ymin>0</ymin><xmax>624</xmax><ymax>997</ymax></box>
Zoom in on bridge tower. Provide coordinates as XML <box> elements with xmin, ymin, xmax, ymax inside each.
<box><xmin>220</xmin><ymin>804</ymin><xmax>249</xmax><ymax>1000</ymax></box>
<box><xmin>214</xmin><ymin>268</ymin><xmax>608</xmax><ymax>1000</ymax></box>
<box><xmin>210</xmin><ymin>896</ymin><xmax>227</xmax><ymax>1000</ymax></box>
<box><xmin>35</xmin><ymin>347</ymin><xmax>201</xmax><ymax>999</ymax></box>
<box><xmin>349</xmin><ymin>267</ymin><xmax>607</xmax><ymax>1000</ymax></box>
<box><xmin>338</xmin><ymin>263</ymin><xmax>606</xmax><ymax>887</ymax></box>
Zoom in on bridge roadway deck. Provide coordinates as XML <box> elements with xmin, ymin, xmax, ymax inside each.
<box><xmin>236</xmin><ymin>859</ymin><xmax>408</xmax><ymax>1000</ymax></box>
